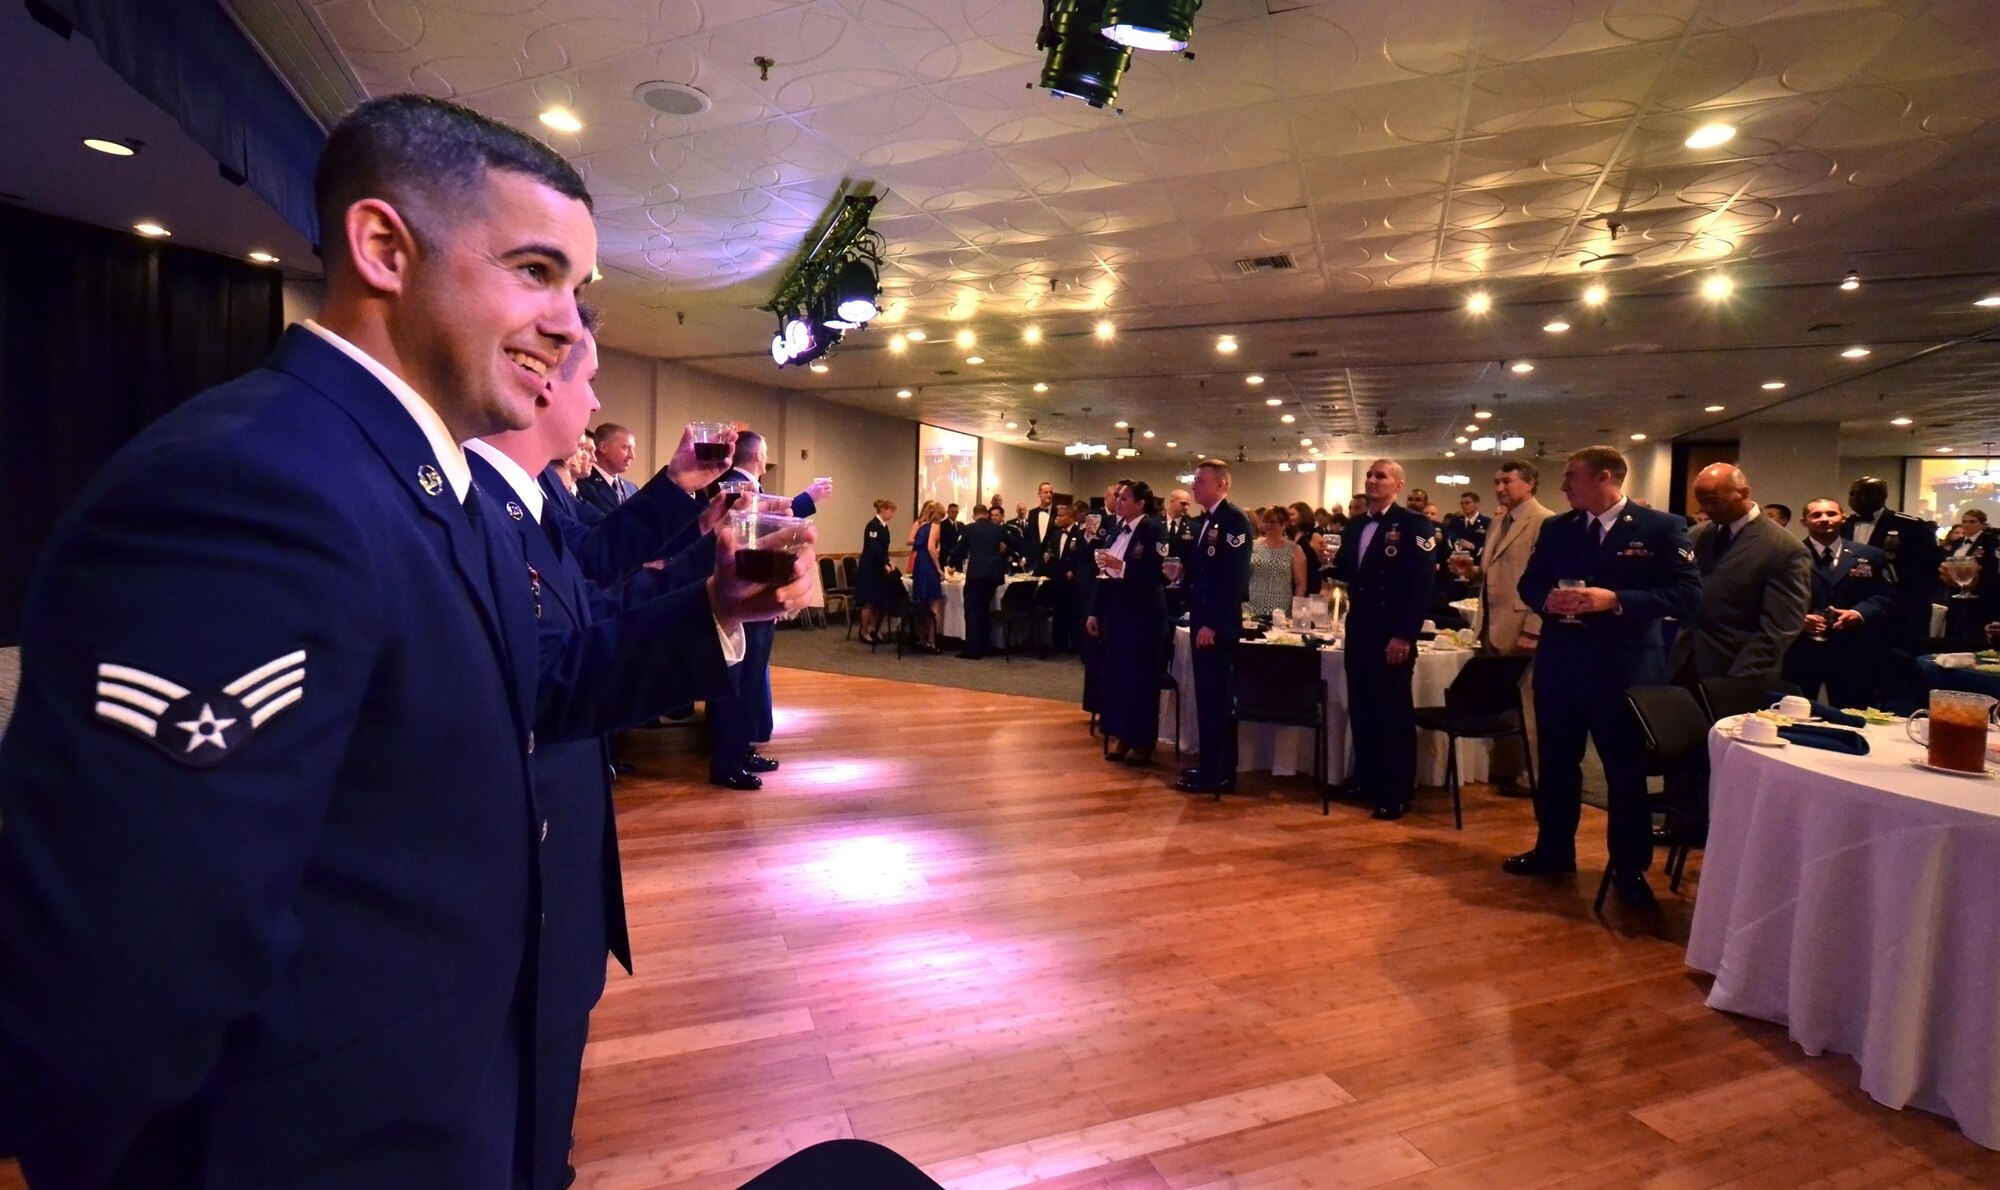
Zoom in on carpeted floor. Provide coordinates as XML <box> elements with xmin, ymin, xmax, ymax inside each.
<box><xmin>771</xmin><ymin>620</ymin><xmax>1085</xmax><ymax>703</ymax></box>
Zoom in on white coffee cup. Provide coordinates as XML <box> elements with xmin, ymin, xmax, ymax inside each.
<box><xmin>1739</xmin><ymin>715</ymin><xmax>1780</xmax><ymax>744</ymax></box>
<box><xmin>1772</xmin><ymin>695</ymin><xmax>1813</xmax><ymax>719</ymax></box>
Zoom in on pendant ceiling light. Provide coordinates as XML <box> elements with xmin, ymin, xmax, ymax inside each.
<box><xmin>1099</xmin><ymin>0</ymin><xmax>1201</xmax><ymax>51</ymax></box>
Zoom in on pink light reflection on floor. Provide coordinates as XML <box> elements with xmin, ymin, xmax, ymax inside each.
<box><xmin>780</xmin><ymin>833</ymin><xmax>930</xmax><ymax>906</ymax></box>
<box><xmin>789</xmin><ymin>758</ymin><xmax>893</xmax><ymax>789</ymax></box>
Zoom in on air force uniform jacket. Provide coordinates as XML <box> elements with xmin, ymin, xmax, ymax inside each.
<box><xmin>1333</xmin><ymin>504</ymin><xmax>1439</xmax><ymax>645</ymax></box>
<box><xmin>0</xmin><ymin>326</ymin><xmax>726</xmax><ymax>1188</ymax></box>
<box><xmin>1519</xmin><ymin>503</ymin><xmax>1702</xmax><ymax>693</ymax></box>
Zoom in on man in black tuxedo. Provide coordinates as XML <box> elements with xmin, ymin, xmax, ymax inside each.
<box><xmin>1786</xmin><ymin>498</ymin><xmax>1895</xmax><ymax>708</ymax></box>
<box><xmin>958</xmin><ymin>506</ymin><xmax>1009</xmax><ymax>658</ymax></box>
<box><xmin>1026</xmin><ymin>482</ymin><xmax>1060</xmax><ymax>574</ymax></box>
<box><xmin>939</xmin><ymin>503</ymin><xmax>962</xmax><ymax>568</ymax></box>
<box><xmin>1045</xmin><ymin>503</ymin><xmax>1084</xmax><ymax>652</ymax></box>
<box><xmin>577</xmin><ymin>421</ymin><xmax>638</xmax><ymax>521</ymax></box>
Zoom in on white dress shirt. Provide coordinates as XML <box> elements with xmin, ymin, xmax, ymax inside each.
<box><xmin>1589</xmin><ymin>497</ymin><xmax>1629</xmax><ymax>541</ymax></box>
<box><xmin>1849</xmin><ymin>507</ymin><xmax>1884</xmax><ymax>545</ymax></box>
<box><xmin>463</xmin><ymin>438</ymin><xmax>545</xmax><ymax>523</ymax></box>
<box><xmin>1101</xmin><ymin>516</ymin><xmax>1138</xmax><ymax>577</ymax></box>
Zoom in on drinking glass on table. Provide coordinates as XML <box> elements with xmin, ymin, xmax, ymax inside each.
<box><xmin>1555</xmin><ymin>579</ymin><xmax>1586</xmax><ymax>625</ymax></box>
<box><xmin>1945</xmin><ymin>556</ymin><xmax>1981</xmax><ymax>600</ymax></box>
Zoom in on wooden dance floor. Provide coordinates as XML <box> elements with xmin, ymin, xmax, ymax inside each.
<box><xmin>7</xmin><ymin>666</ymin><xmax>1997</xmax><ymax>1188</ymax></box>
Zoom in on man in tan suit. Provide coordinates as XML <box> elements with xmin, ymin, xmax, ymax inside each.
<box><xmin>1455</xmin><ymin>459</ymin><xmax>1554</xmax><ymax>795</ymax></box>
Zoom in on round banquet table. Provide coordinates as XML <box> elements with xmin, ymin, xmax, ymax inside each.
<box><xmin>1686</xmin><ymin>715</ymin><xmax>2000</xmax><ymax>1150</ymax></box>
<box><xmin>1160</xmin><ymin>627</ymin><xmax>1490</xmax><ymax>786</ymax></box>
<box><xmin>903</xmin><ymin>573</ymin><xmax>1043</xmax><ymax>643</ymax></box>
<box><xmin>1916</xmin><ymin>655</ymin><xmax>2000</xmax><ymax>701</ymax></box>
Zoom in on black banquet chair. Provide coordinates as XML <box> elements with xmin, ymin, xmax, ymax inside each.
<box><xmin>820</xmin><ymin>555</ymin><xmax>852</xmax><ymax>633</ymax></box>
<box><xmin>1595</xmin><ymin>685</ymin><xmax>1713</xmax><ymax>913</ymax></box>
<box><xmin>1230</xmin><ymin>643</ymin><xmax>1327</xmax><ymax>807</ymax></box>
<box><xmin>1695</xmin><ymin>675</ymin><xmax>1802</xmax><ymax>724</ymax></box>
<box><xmin>992</xmin><ymin>579</ymin><xmax>1043</xmax><ymax>661</ymax></box>
<box><xmin>1411</xmin><ymin>653</ymin><xmax>1535</xmax><ymax>830</ymax></box>
<box><xmin>872</xmin><ymin>583</ymin><xmax>928</xmax><ymax>659</ymax></box>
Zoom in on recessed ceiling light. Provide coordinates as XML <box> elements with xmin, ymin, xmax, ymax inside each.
<box><xmin>896</xmin><ymin>389</ymin><xmax>912</xmax><ymax>398</ymax></box>
<box><xmin>1701</xmin><ymin>275</ymin><xmax>1733</xmax><ymax>300</ymax></box>
<box><xmin>1474</xmin><ymin>410</ymin><xmax>1493</xmax><ymax>420</ymax></box>
<box><xmin>1246</xmin><ymin>374</ymin><xmax>1265</xmax><ymax>385</ymax></box>
<box><xmin>1509</xmin><ymin>360</ymin><xmax>1534</xmax><ymax>374</ymax></box>
<box><xmin>1005</xmin><ymin>421</ymin><xmax>1019</xmax><ymax>429</ymax></box>
<box><xmin>809</xmin><ymin>362</ymin><xmax>829</xmax><ymax>373</ymax></box>
<box><xmin>1890</xmin><ymin>416</ymin><xmax>1913</xmax><ymax>426</ymax></box>
<box><xmin>888</xmin><ymin>334</ymin><xmax>907</xmax><ymax>353</ymax></box>
<box><xmin>964</xmin><ymin>355</ymin><xmax>984</xmax><ymax>365</ymax></box>
<box><xmin>1265</xmin><ymin>397</ymin><xmax>1282</xmax><ymax>406</ymax></box>
<box><xmin>84</xmin><ymin>137</ymin><xmax>135</xmax><ymax>156</ymax></box>
<box><xmin>1299</xmin><ymin>437</ymin><xmax>1312</xmax><ymax>446</ymax></box>
<box><xmin>1216</xmin><ymin>336</ymin><xmax>1238</xmax><ymax>353</ymax></box>
<box><xmin>1165</xmin><ymin>441</ymin><xmax>1177</xmax><ymax>448</ymax></box>
<box><xmin>1705</xmin><ymin>404</ymin><xmax>1726</xmax><ymax>413</ymax></box>
<box><xmin>133</xmin><ymin>222</ymin><xmax>170</xmax><ymax>237</ymax></box>
<box><xmin>1114</xmin><ymin>420</ymin><xmax>1129</xmax><ymax>429</ymax></box>
<box><xmin>1583</xmin><ymin>284</ymin><xmax>1607</xmax><ymax>305</ymax></box>
<box><xmin>905</xmin><ymin>329</ymin><xmax>927</xmax><ymax>341</ymax></box>
<box><xmin>247</xmin><ymin>251</ymin><xmax>279</xmax><ymax>264</ymax></box>
<box><xmin>539</xmin><ymin>107</ymin><xmax>583</xmax><ymax>133</ymax></box>
<box><xmin>1444</xmin><ymin>450</ymin><xmax>1457</xmax><ymax>458</ymax></box>
<box><xmin>1841</xmin><ymin>346</ymin><xmax>1871</xmax><ymax>359</ymax></box>
<box><xmin>1143</xmin><ymin>430</ymin><xmax>1156</xmax><ymax>439</ymax></box>
<box><xmin>1280</xmin><ymin>414</ymin><xmax>1296</xmax><ymax>424</ymax></box>
<box><xmin>1455</xmin><ymin>436</ymin><xmax>1469</xmax><ymax>445</ymax></box>
<box><xmin>1976</xmin><ymin>297</ymin><xmax>2000</xmax><ymax>308</ymax></box>
<box><xmin>1840</xmin><ymin>271</ymin><xmax>1861</xmax><ymax>291</ymax></box>
<box><xmin>955</xmin><ymin>329</ymin><xmax>975</xmax><ymax>348</ymax></box>
<box><xmin>1464</xmin><ymin>424</ymin><xmax>1479</xmax><ymax>433</ymax></box>
<box><xmin>1685</xmin><ymin>122</ymin><xmax>1735</xmax><ymax>149</ymax></box>
<box><xmin>1023</xmin><ymin>325</ymin><xmax>1042</xmax><ymax>344</ymax></box>
<box><xmin>1630</xmin><ymin>432</ymin><xmax>1648</xmax><ymax>441</ymax></box>
<box><xmin>1032</xmin><ymin>382</ymin><xmax>1049</xmax><ymax>392</ymax></box>
<box><xmin>1543</xmin><ymin>320</ymin><xmax>1570</xmax><ymax>334</ymax></box>
<box><xmin>1095</xmin><ymin>320</ymin><xmax>1115</xmax><ymax>338</ymax></box>
<box><xmin>1466</xmin><ymin>292</ymin><xmax>1491</xmax><ymax>314</ymax></box>
<box><xmin>1938</xmin><ymin>446</ymin><xmax>1956</xmax><ymax>453</ymax></box>
<box><xmin>1761</xmin><ymin>380</ymin><xmax>1785</xmax><ymax>390</ymax></box>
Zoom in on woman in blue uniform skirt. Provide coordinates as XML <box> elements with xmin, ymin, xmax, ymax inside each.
<box><xmin>1087</xmin><ymin>480</ymin><xmax>1169</xmax><ymax>764</ymax></box>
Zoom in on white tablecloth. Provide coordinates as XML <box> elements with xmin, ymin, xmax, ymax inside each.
<box><xmin>1160</xmin><ymin>628</ymin><xmax>1491</xmax><ymax>786</ymax></box>
<box><xmin>1686</xmin><ymin>717</ymin><xmax>2000</xmax><ymax>1150</ymax></box>
<box><xmin>904</xmin><ymin>574</ymin><xmax>1042</xmax><ymax>642</ymax></box>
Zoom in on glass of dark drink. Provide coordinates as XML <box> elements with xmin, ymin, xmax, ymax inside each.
<box><xmin>1906</xmin><ymin>690</ymin><xmax>1997</xmax><ymax>773</ymax></box>
<box><xmin>690</xmin><ymin>421</ymin><xmax>733</xmax><ymax>465</ymax></box>
<box><xmin>729</xmin><ymin>508</ymin><xmax>809</xmax><ymax>585</ymax></box>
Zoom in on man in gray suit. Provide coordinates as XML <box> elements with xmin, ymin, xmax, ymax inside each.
<box><xmin>1454</xmin><ymin>459</ymin><xmax>1555</xmax><ymax>795</ymax></box>
<box><xmin>1669</xmin><ymin>463</ymin><xmax>1811</xmax><ymax>683</ymax></box>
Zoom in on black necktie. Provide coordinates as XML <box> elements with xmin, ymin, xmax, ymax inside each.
<box><xmin>1713</xmin><ymin>524</ymin><xmax>1734</xmax><ymax>557</ymax></box>
<box><xmin>1589</xmin><ymin>517</ymin><xmax>1604</xmax><ymax>547</ymax></box>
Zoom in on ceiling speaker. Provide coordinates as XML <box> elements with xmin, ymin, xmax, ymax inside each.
<box><xmin>634</xmin><ymin>81</ymin><xmax>712</xmax><ymax>117</ymax></box>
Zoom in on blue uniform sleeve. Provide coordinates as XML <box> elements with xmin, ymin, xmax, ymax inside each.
<box><xmin>558</xmin><ymin>468</ymin><xmax>703</xmax><ymax>587</ymax></box>
<box><xmin>790</xmin><ymin>491</ymin><xmax>816</xmax><ymax>518</ymax></box>
<box><xmin>1392</xmin><ymin>519</ymin><xmax>1440</xmax><ymax>640</ymax></box>
<box><xmin>0</xmin><ymin>451</ymin><xmax>381</xmax><ymax>1173</ymax></box>
<box><xmin>533</xmin><ymin>580</ymin><xmax>733</xmax><ymax>740</ymax></box>
<box><xmin>1851</xmin><ymin>549</ymin><xmax>1896</xmax><ymax>624</ymax></box>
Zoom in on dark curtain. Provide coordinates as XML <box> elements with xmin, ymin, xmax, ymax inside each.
<box><xmin>0</xmin><ymin>202</ymin><xmax>283</xmax><ymax>642</ymax></box>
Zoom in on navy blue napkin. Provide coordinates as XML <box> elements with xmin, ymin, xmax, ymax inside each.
<box><xmin>1777</xmin><ymin>724</ymin><xmax>1870</xmax><ymax>754</ymax></box>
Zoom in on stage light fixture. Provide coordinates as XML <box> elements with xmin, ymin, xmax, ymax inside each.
<box><xmin>828</xmin><ymin>258</ymin><xmax>880</xmax><ymax>326</ymax></box>
<box><xmin>763</xmin><ymin>193</ymin><xmax>880</xmax><ymax>368</ymax></box>
<box><xmin>1037</xmin><ymin>0</ymin><xmax>1134</xmax><ymax>109</ymax></box>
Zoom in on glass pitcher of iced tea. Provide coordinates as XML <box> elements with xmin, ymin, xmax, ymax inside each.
<box><xmin>1906</xmin><ymin>690</ymin><xmax>1998</xmax><ymax>773</ymax></box>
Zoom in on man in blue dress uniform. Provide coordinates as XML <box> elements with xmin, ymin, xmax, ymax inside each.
<box><xmin>1330</xmin><ymin>459</ymin><xmax>1440</xmax><ymax>820</ymax></box>
<box><xmin>1784</xmin><ymin>497</ymin><xmax>1895</xmax><ymax>708</ymax></box>
<box><xmin>0</xmin><ymin>96</ymin><xmax>804</xmax><ymax>1187</ymax></box>
<box><xmin>1176</xmin><ymin>461</ymin><xmax>1253</xmax><ymax>794</ymax></box>
<box><xmin>1509</xmin><ymin>445</ymin><xmax>1701</xmax><ymax>908</ymax></box>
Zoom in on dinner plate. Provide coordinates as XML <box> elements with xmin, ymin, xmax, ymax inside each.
<box><xmin>1908</xmin><ymin>760</ymin><xmax>1998</xmax><ymax>779</ymax></box>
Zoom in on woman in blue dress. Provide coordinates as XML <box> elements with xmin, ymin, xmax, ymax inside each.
<box><xmin>910</xmin><ymin>501</ymin><xmax>945</xmax><ymax>653</ymax></box>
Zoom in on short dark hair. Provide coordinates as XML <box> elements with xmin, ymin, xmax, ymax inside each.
<box><xmin>1965</xmin><ymin>508</ymin><xmax>1989</xmax><ymax>525</ymax></box>
<box><xmin>593</xmin><ymin>422</ymin><xmax>630</xmax><ymax>442</ymax></box>
<box><xmin>1497</xmin><ymin>459</ymin><xmax>1539</xmax><ymax>487</ymax></box>
<box><xmin>1195</xmin><ymin>458</ymin><xmax>1231</xmax><ymax>479</ymax></box>
<box><xmin>1766</xmin><ymin>502</ymin><xmax>1792</xmax><ymax>522</ymax></box>
<box><xmin>1568</xmin><ymin>445</ymin><xmax>1628</xmax><ymax>483</ymax></box>
<box><xmin>315</xmin><ymin>94</ymin><xmax>590</xmax><ymax>257</ymax></box>
<box><xmin>732</xmin><ymin>430</ymin><xmax>765</xmax><ymax>468</ymax></box>
<box><xmin>1460</xmin><ymin>491</ymin><xmax>1480</xmax><ymax>502</ymax></box>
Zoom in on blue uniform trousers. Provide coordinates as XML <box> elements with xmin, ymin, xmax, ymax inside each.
<box><xmin>1344</xmin><ymin>640</ymin><xmax>1415</xmax><ymax>810</ymax></box>
<box><xmin>1191</xmin><ymin>635</ymin><xmax>1237</xmax><ymax>782</ymax></box>
<box><xmin>1533</xmin><ymin>683</ymin><xmax>1652</xmax><ymax>875</ymax></box>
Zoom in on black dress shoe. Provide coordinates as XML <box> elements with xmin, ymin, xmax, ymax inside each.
<box><xmin>708</xmin><ymin>770</ymin><xmax>762</xmax><ymax>791</ymax></box>
<box><xmin>559</xmin><ymin>1165</ymin><xmax>577</xmax><ymax>1190</ymax></box>
<box><xmin>1174</xmin><ymin>776</ymin><xmax>1235</xmax><ymax>795</ymax></box>
<box><xmin>1124</xmin><ymin>750</ymin><xmax>1155</xmax><ymax>766</ymax></box>
<box><xmin>1494</xmin><ymin>781</ymin><xmax>1535</xmax><ymax>799</ymax></box>
<box><xmin>743</xmin><ymin>751</ymin><xmax>780</xmax><ymax>773</ymax></box>
<box><xmin>1614</xmin><ymin>871</ymin><xmax>1659</xmax><ymax>909</ymax></box>
<box><xmin>1179</xmin><ymin>767</ymin><xmax>1203</xmax><ymax>782</ymax></box>
<box><xmin>1371</xmin><ymin>804</ymin><xmax>1410</xmax><ymax>821</ymax></box>
<box><xmin>1104</xmin><ymin>746</ymin><xmax>1131</xmax><ymax>762</ymax></box>
<box><xmin>1502</xmin><ymin>850</ymin><xmax>1577</xmax><ymax>876</ymax></box>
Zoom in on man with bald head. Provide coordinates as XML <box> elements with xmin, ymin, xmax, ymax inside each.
<box><xmin>1329</xmin><ymin>458</ymin><xmax>1440</xmax><ymax>820</ymax></box>
<box><xmin>1668</xmin><ymin>462</ymin><xmax>1810</xmax><ymax>684</ymax></box>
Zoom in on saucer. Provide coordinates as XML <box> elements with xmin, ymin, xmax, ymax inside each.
<box><xmin>1721</xmin><ymin>726</ymin><xmax>1787</xmax><ymax>748</ymax></box>
<box><xmin>1909</xmin><ymin>760</ymin><xmax>1997</xmax><ymax>779</ymax></box>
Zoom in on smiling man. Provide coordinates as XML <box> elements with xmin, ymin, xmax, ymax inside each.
<box><xmin>0</xmin><ymin>95</ymin><xmax>679</xmax><ymax>1186</ymax></box>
